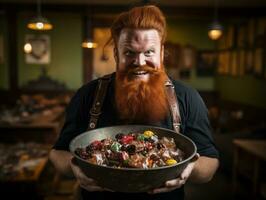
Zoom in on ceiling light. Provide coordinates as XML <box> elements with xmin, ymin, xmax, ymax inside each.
<box><xmin>208</xmin><ymin>21</ymin><xmax>223</xmax><ymax>40</ymax></box>
<box><xmin>82</xmin><ymin>8</ymin><xmax>97</xmax><ymax>49</ymax></box>
<box><xmin>208</xmin><ymin>0</ymin><xmax>223</xmax><ymax>40</ymax></box>
<box><xmin>82</xmin><ymin>39</ymin><xmax>98</xmax><ymax>49</ymax></box>
<box><xmin>27</xmin><ymin>0</ymin><xmax>53</xmax><ymax>31</ymax></box>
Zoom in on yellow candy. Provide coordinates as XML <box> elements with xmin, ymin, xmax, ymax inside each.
<box><xmin>143</xmin><ymin>130</ymin><xmax>154</xmax><ymax>138</ymax></box>
<box><xmin>166</xmin><ymin>159</ymin><xmax>177</xmax><ymax>165</ymax></box>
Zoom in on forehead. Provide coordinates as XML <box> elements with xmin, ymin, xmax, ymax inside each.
<box><xmin>118</xmin><ymin>29</ymin><xmax>161</xmax><ymax>47</ymax></box>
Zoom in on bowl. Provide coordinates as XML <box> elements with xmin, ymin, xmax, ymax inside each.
<box><xmin>69</xmin><ymin>125</ymin><xmax>197</xmax><ymax>193</ymax></box>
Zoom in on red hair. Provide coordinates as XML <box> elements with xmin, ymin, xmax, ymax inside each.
<box><xmin>110</xmin><ymin>5</ymin><xmax>167</xmax><ymax>46</ymax></box>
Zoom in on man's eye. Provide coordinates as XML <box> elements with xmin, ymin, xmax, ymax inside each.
<box><xmin>144</xmin><ymin>50</ymin><xmax>155</xmax><ymax>56</ymax></box>
<box><xmin>125</xmin><ymin>50</ymin><xmax>135</xmax><ymax>56</ymax></box>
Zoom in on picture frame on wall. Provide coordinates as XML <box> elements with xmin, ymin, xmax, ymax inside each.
<box><xmin>164</xmin><ymin>41</ymin><xmax>181</xmax><ymax>80</ymax></box>
<box><xmin>25</xmin><ymin>34</ymin><xmax>51</xmax><ymax>64</ymax></box>
<box><xmin>92</xmin><ymin>28</ymin><xmax>116</xmax><ymax>79</ymax></box>
<box><xmin>164</xmin><ymin>41</ymin><xmax>181</xmax><ymax>69</ymax></box>
<box><xmin>196</xmin><ymin>50</ymin><xmax>217</xmax><ymax>77</ymax></box>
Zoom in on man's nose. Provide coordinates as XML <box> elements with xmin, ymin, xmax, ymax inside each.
<box><xmin>134</xmin><ymin>53</ymin><xmax>146</xmax><ymax>66</ymax></box>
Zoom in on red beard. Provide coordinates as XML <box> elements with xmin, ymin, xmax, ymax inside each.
<box><xmin>115</xmin><ymin>65</ymin><xmax>169</xmax><ymax>124</ymax></box>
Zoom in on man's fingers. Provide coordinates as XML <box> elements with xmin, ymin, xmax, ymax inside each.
<box><xmin>148</xmin><ymin>154</ymin><xmax>200</xmax><ymax>195</ymax></box>
<box><xmin>80</xmin><ymin>182</ymin><xmax>114</xmax><ymax>192</ymax></box>
<box><xmin>180</xmin><ymin>162</ymin><xmax>195</xmax><ymax>180</ymax></box>
<box><xmin>103</xmin><ymin>188</ymin><xmax>115</xmax><ymax>192</ymax></box>
<box><xmin>148</xmin><ymin>179</ymin><xmax>185</xmax><ymax>194</ymax></box>
<box><xmin>70</xmin><ymin>158</ymin><xmax>113</xmax><ymax>192</ymax></box>
<box><xmin>165</xmin><ymin>178</ymin><xmax>185</xmax><ymax>187</ymax></box>
<box><xmin>152</xmin><ymin>188</ymin><xmax>169</xmax><ymax>194</ymax></box>
<box><xmin>70</xmin><ymin>158</ymin><xmax>98</xmax><ymax>185</ymax></box>
<box><xmin>80</xmin><ymin>184</ymin><xmax>105</xmax><ymax>192</ymax></box>
<box><xmin>150</xmin><ymin>186</ymin><xmax>176</xmax><ymax>194</ymax></box>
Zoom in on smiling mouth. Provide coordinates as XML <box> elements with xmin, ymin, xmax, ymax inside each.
<box><xmin>132</xmin><ymin>71</ymin><xmax>148</xmax><ymax>76</ymax></box>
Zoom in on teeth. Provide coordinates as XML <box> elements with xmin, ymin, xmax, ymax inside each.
<box><xmin>134</xmin><ymin>71</ymin><xmax>147</xmax><ymax>75</ymax></box>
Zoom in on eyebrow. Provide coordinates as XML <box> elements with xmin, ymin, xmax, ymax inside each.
<box><xmin>120</xmin><ymin>36</ymin><xmax>158</xmax><ymax>44</ymax></box>
<box><xmin>120</xmin><ymin>41</ymin><xmax>157</xmax><ymax>48</ymax></box>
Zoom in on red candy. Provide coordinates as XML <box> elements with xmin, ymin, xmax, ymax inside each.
<box><xmin>120</xmin><ymin>135</ymin><xmax>134</xmax><ymax>144</ymax></box>
<box><xmin>90</xmin><ymin>140</ymin><xmax>102</xmax><ymax>150</ymax></box>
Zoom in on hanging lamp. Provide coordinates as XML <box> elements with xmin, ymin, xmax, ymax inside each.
<box><xmin>208</xmin><ymin>0</ymin><xmax>223</xmax><ymax>40</ymax></box>
<box><xmin>27</xmin><ymin>0</ymin><xmax>53</xmax><ymax>31</ymax></box>
<box><xmin>82</xmin><ymin>8</ymin><xmax>97</xmax><ymax>49</ymax></box>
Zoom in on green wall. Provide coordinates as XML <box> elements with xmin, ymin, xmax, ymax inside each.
<box><xmin>2</xmin><ymin>15</ymin><xmax>216</xmax><ymax>91</ymax></box>
<box><xmin>167</xmin><ymin>18</ymin><xmax>215</xmax><ymax>91</ymax></box>
<box><xmin>216</xmin><ymin>75</ymin><xmax>266</xmax><ymax>108</ymax></box>
<box><xmin>214</xmin><ymin>18</ymin><xmax>266</xmax><ymax>109</ymax></box>
<box><xmin>167</xmin><ymin>19</ymin><xmax>215</xmax><ymax>49</ymax></box>
<box><xmin>17</xmin><ymin>12</ymin><xmax>82</xmax><ymax>90</ymax></box>
<box><xmin>0</xmin><ymin>15</ymin><xmax>9</xmax><ymax>90</ymax></box>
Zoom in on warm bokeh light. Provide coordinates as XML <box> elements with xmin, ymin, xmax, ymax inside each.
<box><xmin>208</xmin><ymin>29</ymin><xmax>223</xmax><ymax>40</ymax></box>
<box><xmin>24</xmin><ymin>43</ymin><xmax>32</xmax><ymax>53</ymax></box>
<box><xmin>208</xmin><ymin>22</ymin><xmax>223</xmax><ymax>40</ymax></box>
<box><xmin>82</xmin><ymin>40</ymin><xmax>98</xmax><ymax>48</ymax></box>
<box><xmin>27</xmin><ymin>17</ymin><xmax>53</xmax><ymax>31</ymax></box>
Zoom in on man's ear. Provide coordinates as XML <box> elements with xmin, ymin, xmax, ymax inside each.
<box><xmin>113</xmin><ymin>47</ymin><xmax>118</xmax><ymax>63</ymax></box>
<box><xmin>161</xmin><ymin>45</ymin><xmax>164</xmax><ymax>63</ymax></box>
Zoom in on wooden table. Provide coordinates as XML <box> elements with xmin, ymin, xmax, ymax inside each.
<box><xmin>0</xmin><ymin>105</ymin><xmax>66</xmax><ymax>199</ymax></box>
<box><xmin>0</xmin><ymin>144</ymin><xmax>51</xmax><ymax>199</ymax></box>
<box><xmin>233</xmin><ymin>139</ymin><xmax>266</xmax><ymax>198</ymax></box>
<box><xmin>0</xmin><ymin>106</ymin><xmax>65</xmax><ymax>144</ymax></box>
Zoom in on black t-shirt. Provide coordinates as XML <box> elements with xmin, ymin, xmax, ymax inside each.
<box><xmin>53</xmin><ymin>72</ymin><xmax>219</xmax><ymax>200</ymax></box>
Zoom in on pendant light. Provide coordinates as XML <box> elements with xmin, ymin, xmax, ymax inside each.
<box><xmin>208</xmin><ymin>0</ymin><xmax>223</xmax><ymax>40</ymax></box>
<box><xmin>82</xmin><ymin>7</ymin><xmax>97</xmax><ymax>49</ymax></box>
<box><xmin>27</xmin><ymin>0</ymin><xmax>53</xmax><ymax>31</ymax></box>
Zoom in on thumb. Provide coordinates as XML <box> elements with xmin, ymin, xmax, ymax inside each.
<box><xmin>191</xmin><ymin>153</ymin><xmax>200</xmax><ymax>162</ymax></box>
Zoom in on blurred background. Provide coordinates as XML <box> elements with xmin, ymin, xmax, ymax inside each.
<box><xmin>0</xmin><ymin>0</ymin><xmax>265</xmax><ymax>199</ymax></box>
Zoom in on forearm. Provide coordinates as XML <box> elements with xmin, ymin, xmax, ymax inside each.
<box><xmin>188</xmin><ymin>156</ymin><xmax>219</xmax><ymax>183</ymax></box>
<box><xmin>49</xmin><ymin>149</ymin><xmax>74</xmax><ymax>177</ymax></box>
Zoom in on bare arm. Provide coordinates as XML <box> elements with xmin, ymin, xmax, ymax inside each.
<box><xmin>188</xmin><ymin>156</ymin><xmax>219</xmax><ymax>183</ymax></box>
<box><xmin>49</xmin><ymin>149</ymin><xmax>74</xmax><ymax>177</ymax></box>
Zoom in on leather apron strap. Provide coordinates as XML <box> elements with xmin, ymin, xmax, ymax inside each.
<box><xmin>165</xmin><ymin>78</ymin><xmax>182</xmax><ymax>133</ymax></box>
<box><xmin>87</xmin><ymin>74</ymin><xmax>181</xmax><ymax>133</ymax></box>
<box><xmin>87</xmin><ymin>74</ymin><xmax>112</xmax><ymax>130</ymax></box>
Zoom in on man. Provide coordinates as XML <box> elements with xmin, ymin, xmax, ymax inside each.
<box><xmin>49</xmin><ymin>5</ymin><xmax>219</xmax><ymax>200</ymax></box>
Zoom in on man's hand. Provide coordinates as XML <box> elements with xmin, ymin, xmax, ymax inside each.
<box><xmin>148</xmin><ymin>153</ymin><xmax>200</xmax><ymax>194</ymax></box>
<box><xmin>70</xmin><ymin>158</ymin><xmax>113</xmax><ymax>192</ymax></box>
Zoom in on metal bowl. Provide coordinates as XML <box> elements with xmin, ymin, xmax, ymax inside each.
<box><xmin>69</xmin><ymin>125</ymin><xmax>197</xmax><ymax>193</ymax></box>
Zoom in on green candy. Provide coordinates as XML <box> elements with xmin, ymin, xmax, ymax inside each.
<box><xmin>137</xmin><ymin>134</ymin><xmax>145</xmax><ymax>141</ymax></box>
<box><xmin>111</xmin><ymin>142</ymin><xmax>122</xmax><ymax>152</ymax></box>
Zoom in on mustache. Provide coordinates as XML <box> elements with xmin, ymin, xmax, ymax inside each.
<box><xmin>124</xmin><ymin>65</ymin><xmax>160</xmax><ymax>75</ymax></box>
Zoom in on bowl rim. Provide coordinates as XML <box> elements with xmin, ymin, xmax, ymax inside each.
<box><xmin>69</xmin><ymin>125</ymin><xmax>197</xmax><ymax>171</ymax></box>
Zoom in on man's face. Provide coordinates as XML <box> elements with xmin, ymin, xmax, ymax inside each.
<box><xmin>114</xmin><ymin>28</ymin><xmax>168</xmax><ymax>123</ymax></box>
<box><xmin>115</xmin><ymin>28</ymin><xmax>163</xmax><ymax>82</ymax></box>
